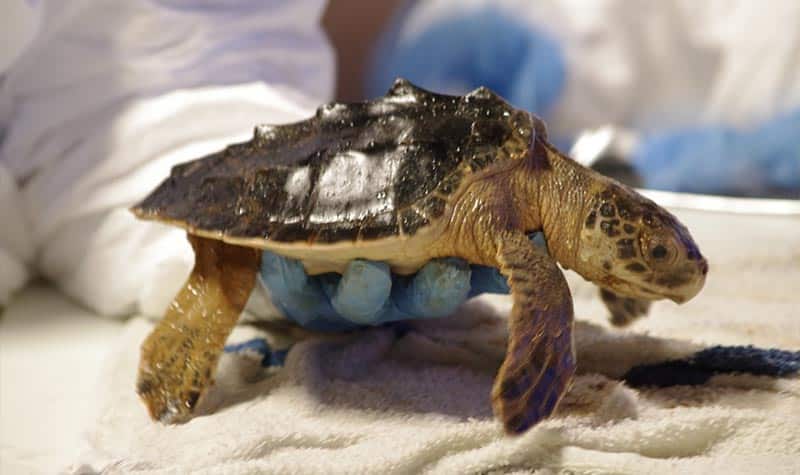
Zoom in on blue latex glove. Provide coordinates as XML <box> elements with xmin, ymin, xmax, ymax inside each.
<box><xmin>259</xmin><ymin>234</ymin><xmax>547</xmax><ymax>332</ymax></box>
<box><xmin>259</xmin><ymin>255</ymin><xmax>509</xmax><ymax>332</ymax></box>
<box><xmin>367</xmin><ymin>6</ymin><xmax>566</xmax><ymax>118</ymax></box>
<box><xmin>632</xmin><ymin>107</ymin><xmax>800</xmax><ymax>198</ymax></box>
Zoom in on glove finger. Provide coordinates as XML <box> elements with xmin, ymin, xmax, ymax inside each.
<box><xmin>393</xmin><ymin>257</ymin><xmax>471</xmax><ymax>318</ymax></box>
<box><xmin>258</xmin><ymin>251</ymin><xmax>336</xmax><ymax>327</ymax></box>
<box><xmin>322</xmin><ymin>259</ymin><xmax>393</xmax><ymax>325</ymax></box>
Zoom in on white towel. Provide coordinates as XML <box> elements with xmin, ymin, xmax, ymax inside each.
<box><xmin>73</xmin><ymin>206</ymin><xmax>800</xmax><ymax>474</ymax></box>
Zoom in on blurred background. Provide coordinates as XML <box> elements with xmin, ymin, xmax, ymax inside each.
<box><xmin>325</xmin><ymin>0</ymin><xmax>800</xmax><ymax>199</ymax></box>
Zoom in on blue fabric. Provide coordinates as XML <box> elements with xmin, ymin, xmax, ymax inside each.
<box><xmin>633</xmin><ymin>108</ymin><xmax>800</xmax><ymax>198</ymax></box>
<box><xmin>367</xmin><ymin>7</ymin><xmax>566</xmax><ymax>117</ymax></box>
<box><xmin>624</xmin><ymin>345</ymin><xmax>800</xmax><ymax>388</ymax></box>
<box><xmin>224</xmin><ymin>338</ymin><xmax>288</xmax><ymax>367</ymax></box>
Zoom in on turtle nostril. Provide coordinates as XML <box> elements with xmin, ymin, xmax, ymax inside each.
<box><xmin>699</xmin><ymin>260</ymin><xmax>709</xmax><ymax>276</ymax></box>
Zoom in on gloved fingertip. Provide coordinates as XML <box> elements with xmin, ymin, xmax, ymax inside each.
<box><xmin>259</xmin><ymin>252</ymin><xmax>341</xmax><ymax>327</ymax></box>
<box><xmin>330</xmin><ymin>259</ymin><xmax>393</xmax><ymax>325</ymax></box>
<box><xmin>259</xmin><ymin>251</ymin><xmax>308</xmax><ymax>293</ymax></box>
<box><xmin>396</xmin><ymin>257</ymin><xmax>471</xmax><ymax>318</ymax></box>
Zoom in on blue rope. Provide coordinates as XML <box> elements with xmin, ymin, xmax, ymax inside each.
<box><xmin>624</xmin><ymin>345</ymin><xmax>800</xmax><ymax>388</ymax></box>
<box><xmin>226</xmin><ymin>335</ymin><xmax>800</xmax><ymax>391</ymax></box>
<box><xmin>224</xmin><ymin>338</ymin><xmax>288</xmax><ymax>367</ymax></box>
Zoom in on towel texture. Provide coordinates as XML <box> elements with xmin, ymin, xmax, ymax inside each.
<box><xmin>75</xmin><ymin>207</ymin><xmax>800</xmax><ymax>474</ymax></box>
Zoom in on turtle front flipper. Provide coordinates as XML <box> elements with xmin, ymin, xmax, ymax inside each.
<box><xmin>599</xmin><ymin>288</ymin><xmax>651</xmax><ymax>327</ymax></box>
<box><xmin>137</xmin><ymin>234</ymin><xmax>260</xmax><ymax>423</ymax></box>
<box><xmin>492</xmin><ymin>232</ymin><xmax>576</xmax><ymax>435</ymax></box>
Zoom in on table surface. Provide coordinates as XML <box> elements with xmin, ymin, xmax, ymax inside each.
<box><xmin>0</xmin><ymin>285</ymin><xmax>123</xmax><ymax>474</ymax></box>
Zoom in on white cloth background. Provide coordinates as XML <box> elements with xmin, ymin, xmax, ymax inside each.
<box><xmin>0</xmin><ymin>0</ymin><xmax>334</xmax><ymax>315</ymax></box>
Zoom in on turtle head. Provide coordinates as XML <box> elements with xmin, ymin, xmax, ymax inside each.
<box><xmin>575</xmin><ymin>182</ymin><xmax>708</xmax><ymax>304</ymax></box>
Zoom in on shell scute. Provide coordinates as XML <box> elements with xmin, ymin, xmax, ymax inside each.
<box><xmin>359</xmin><ymin>211</ymin><xmax>399</xmax><ymax>241</ymax></box>
<box><xmin>133</xmin><ymin>79</ymin><xmax>535</xmax><ymax>243</ymax></box>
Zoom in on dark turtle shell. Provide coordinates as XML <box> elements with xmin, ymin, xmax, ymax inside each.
<box><xmin>133</xmin><ymin>79</ymin><xmax>536</xmax><ymax>244</ymax></box>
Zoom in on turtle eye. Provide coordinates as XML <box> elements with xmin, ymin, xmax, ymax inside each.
<box><xmin>651</xmin><ymin>245</ymin><xmax>668</xmax><ymax>259</ymax></box>
<box><xmin>644</xmin><ymin>238</ymin><xmax>677</xmax><ymax>266</ymax></box>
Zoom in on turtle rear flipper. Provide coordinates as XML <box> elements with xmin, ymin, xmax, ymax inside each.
<box><xmin>600</xmin><ymin>288</ymin><xmax>651</xmax><ymax>327</ymax></box>
<box><xmin>137</xmin><ymin>234</ymin><xmax>260</xmax><ymax>423</ymax></box>
<box><xmin>492</xmin><ymin>232</ymin><xmax>576</xmax><ymax>434</ymax></box>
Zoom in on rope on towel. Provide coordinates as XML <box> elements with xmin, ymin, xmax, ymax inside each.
<box><xmin>225</xmin><ymin>334</ymin><xmax>800</xmax><ymax>389</ymax></box>
<box><xmin>624</xmin><ymin>345</ymin><xmax>800</xmax><ymax>388</ymax></box>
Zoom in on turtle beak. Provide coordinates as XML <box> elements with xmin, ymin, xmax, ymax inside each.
<box><xmin>669</xmin><ymin>258</ymin><xmax>708</xmax><ymax>304</ymax></box>
<box><xmin>669</xmin><ymin>294</ymin><xmax>688</xmax><ymax>304</ymax></box>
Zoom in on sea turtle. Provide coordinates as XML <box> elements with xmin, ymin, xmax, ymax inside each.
<box><xmin>132</xmin><ymin>79</ymin><xmax>708</xmax><ymax>434</ymax></box>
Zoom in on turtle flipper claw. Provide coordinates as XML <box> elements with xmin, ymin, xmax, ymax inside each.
<box><xmin>137</xmin><ymin>334</ymin><xmax>206</xmax><ymax>424</ymax></box>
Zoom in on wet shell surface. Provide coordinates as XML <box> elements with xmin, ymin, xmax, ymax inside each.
<box><xmin>133</xmin><ymin>79</ymin><xmax>534</xmax><ymax>247</ymax></box>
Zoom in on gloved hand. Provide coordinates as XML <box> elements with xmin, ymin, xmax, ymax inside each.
<box><xmin>632</xmin><ymin>108</ymin><xmax>800</xmax><ymax>198</ymax></box>
<box><xmin>259</xmin><ymin>233</ymin><xmax>547</xmax><ymax>332</ymax></box>
<box><xmin>367</xmin><ymin>6</ymin><xmax>565</xmax><ymax>117</ymax></box>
